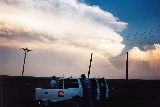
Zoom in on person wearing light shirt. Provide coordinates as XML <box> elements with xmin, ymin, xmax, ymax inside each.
<box><xmin>50</xmin><ymin>76</ymin><xmax>57</xmax><ymax>88</ymax></box>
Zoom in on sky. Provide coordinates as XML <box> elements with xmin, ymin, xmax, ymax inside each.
<box><xmin>0</xmin><ymin>0</ymin><xmax>160</xmax><ymax>79</ymax></box>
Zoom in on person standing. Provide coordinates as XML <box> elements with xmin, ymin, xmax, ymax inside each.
<box><xmin>50</xmin><ymin>76</ymin><xmax>57</xmax><ymax>88</ymax></box>
<box><xmin>81</xmin><ymin>74</ymin><xmax>93</xmax><ymax>107</ymax></box>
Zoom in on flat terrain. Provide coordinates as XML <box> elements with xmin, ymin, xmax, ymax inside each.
<box><xmin>0</xmin><ymin>76</ymin><xmax>160</xmax><ymax>107</ymax></box>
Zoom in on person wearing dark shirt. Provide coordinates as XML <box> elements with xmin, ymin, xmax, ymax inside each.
<box><xmin>81</xmin><ymin>74</ymin><xmax>93</xmax><ymax>107</ymax></box>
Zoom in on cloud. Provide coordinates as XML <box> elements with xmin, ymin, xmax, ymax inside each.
<box><xmin>129</xmin><ymin>44</ymin><xmax>160</xmax><ymax>67</ymax></box>
<box><xmin>0</xmin><ymin>0</ymin><xmax>129</xmax><ymax>78</ymax></box>
<box><xmin>0</xmin><ymin>0</ymin><xmax>127</xmax><ymax>56</ymax></box>
<box><xmin>0</xmin><ymin>46</ymin><xmax>127</xmax><ymax>78</ymax></box>
<box><xmin>0</xmin><ymin>23</ymin><xmax>56</xmax><ymax>43</ymax></box>
<box><xmin>104</xmin><ymin>44</ymin><xmax>160</xmax><ymax>79</ymax></box>
<box><xmin>127</xmin><ymin>44</ymin><xmax>160</xmax><ymax>79</ymax></box>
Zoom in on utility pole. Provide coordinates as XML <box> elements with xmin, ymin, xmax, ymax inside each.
<box><xmin>20</xmin><ymin>48</ymin><xmax>32</xmax><ymax>77</ymax></box>
<box><xmin>126</xmin><ymin>52</ymin><xmax>129</xmax><ymax>80</ymax></box>
<box><xmin>125</xmin><ymin>52</ymin><xmax>129</xmax><ymax>107</ymax></box>
<box><xmin>88</xmin><ymin>53</ymin><xmax>93</xmax><ymax>78</ymax></box>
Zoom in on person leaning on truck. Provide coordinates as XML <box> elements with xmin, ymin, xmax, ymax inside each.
<box><xmin>50</xmin><ymin>75</ymin><xmax>57</xmax><ymax>88</ymax></box>
<box><xmin>81</xmin><ymin>74</ymin><xmax>93</xmax><ymax>107</ymax></box>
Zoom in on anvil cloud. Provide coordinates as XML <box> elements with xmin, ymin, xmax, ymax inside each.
<box><xmin>0</xmin><ymin>0</ymin><xmax>129</xmax><ymax>77</ymax></box>
<box><xmin>0</xmin><ymin>0</ymin><xmax>127</xmax><ymax>56</ymax></box>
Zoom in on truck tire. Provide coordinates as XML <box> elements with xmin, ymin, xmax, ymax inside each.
<box><xmin>44</xmin><ymin>101</ymin><xmax>49</xmax><ymax>106</ymax></box>
<box><xmin>71</xmin><ymin>96</ymin><xmax>81</xmax><ymax>107</ymax></box>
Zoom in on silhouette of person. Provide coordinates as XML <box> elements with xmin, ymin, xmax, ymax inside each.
<box><xmin>50</xmin><ymin>76</ymin><xmax>57</xmax><ymax>88</ymax></box>
<box><xmin>81</xmin><ymin>74</ymin><xmax>93</xmax><ymax>107</ymax></box>
<box><xmin>99</xmin><ymin>78</ymin><xmax>106</xmax><ymax>102</ymax></box>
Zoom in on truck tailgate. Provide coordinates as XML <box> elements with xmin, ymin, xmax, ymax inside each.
<box><xmin>35</xmin><ymin>88</ymin><xmax>64</xmax><ymax>102</ymax></box>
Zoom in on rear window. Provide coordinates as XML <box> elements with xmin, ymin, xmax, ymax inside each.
<box><xmin>57</xmin><ymin>79</ymin><xmax>79</xmax><ymax>89</ymax></box>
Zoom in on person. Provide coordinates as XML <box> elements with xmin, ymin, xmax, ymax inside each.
<box><xmin>99</xmin><ymin>78</ymin><xmax>106</xmax><ymax>102</ymax></box>
<box><xmin>50</xmin><ymin>75</ymin><xmax>57</xmax><ymax>88</ymax></box>
<box><xmin>81</xmin><ymin>74</ymin><xmax>93</xmax><ymax>107</ymax></box>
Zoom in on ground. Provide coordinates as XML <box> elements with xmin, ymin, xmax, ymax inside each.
<box><xmin>0</xmin><ymin>76</ymin><xmax>160</xmax><ymax>107</ymax></box>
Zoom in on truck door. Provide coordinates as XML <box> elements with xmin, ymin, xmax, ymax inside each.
<box><xmin>58</xmin><ymin>79</ymin><xmax>82</xmax><ymax>101</ymax></box>
<box><xmin>64</xmin><ymin>79</ymin><xmax>79</xmax><ymax>99</ymax></box>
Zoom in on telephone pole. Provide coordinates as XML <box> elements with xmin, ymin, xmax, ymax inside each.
<box><xmin>126</xmin><ymin>52</ymin><xmax>129</xmax><ymax>80</ymax></box>
<box><xmin>20</xmin><ymin>48</ymin><xmax>32</xmax><ymax>77</ymax></box>
<box><xmin>88</xmin><ymin>53</ymin><xmax>93</xmax><ymax>78</ymax></box>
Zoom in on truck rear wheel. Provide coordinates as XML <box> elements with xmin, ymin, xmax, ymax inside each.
<box><xmin>71</xmin><ymin>96</ymin><xmax>82</xmax><ymax>107</ymax></box>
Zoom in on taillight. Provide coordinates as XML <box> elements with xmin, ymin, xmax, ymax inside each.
<box><xmin>58</xmin><ymin>91</ymin><xmax>64</xmax><ymax>97</ymax></box>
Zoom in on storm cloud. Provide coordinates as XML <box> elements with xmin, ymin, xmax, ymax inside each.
<box><xmin>3</xmin><ymin>0</ymin><xmax>155</xmax><ymax>78</ymax></box>
<box><xmin>0</xmin><ymin>0</ymin><xmax>127</xmax><ymax>55</ymax></box>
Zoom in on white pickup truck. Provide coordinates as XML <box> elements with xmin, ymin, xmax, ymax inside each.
<box><xmin>35</xmin><ymin>78</ymin><xmax>109</xmax><ymax>106</ymax></box>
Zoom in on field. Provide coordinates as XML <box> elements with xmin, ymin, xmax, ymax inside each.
<box><xmin>0</xmin><ymin>76</ymin><xmax>160</xmax><ymax>107</ymax></box>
